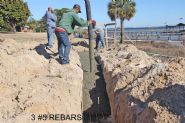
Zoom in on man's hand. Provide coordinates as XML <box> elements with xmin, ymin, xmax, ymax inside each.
<box><xmin>88</xmin><ymin>19</ymin><xmax>96</xmax><ymax>26</ymax></box>
<box><xmin>88</xmin><ymin>20</ymin><xmax>92</xmax><ymax>25</ymax></box>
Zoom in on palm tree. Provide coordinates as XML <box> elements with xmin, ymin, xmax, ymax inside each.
<box><xmin>108</xmin><ymin>1</ymin><xmax>118</xmax><ymax>44</ymax></box>
<box><xmin>108</xmin><ymin>0</ymin><xmax>136</xmax><ymax>43</ymax></box>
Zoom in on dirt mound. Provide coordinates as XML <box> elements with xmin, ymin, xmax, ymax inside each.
<box><xmin>71</xmin><ymin>40</ymin><xmax>89</xmax><ymax>52</ymax></box>
<box><xmin>0</xmin><ymin>36</ymin><xmax>83</xmax><ymax>123</ymax></box>
<box><xmin>96</xmin><ymin>44</ymin><xmax>185</xmax><ymax>123</ymax></box>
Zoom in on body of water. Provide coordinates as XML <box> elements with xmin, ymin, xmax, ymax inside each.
<box><xmin>107</xmin><ymin>26</ymin><xmax>185</xmax><ymax>41</ymax></box>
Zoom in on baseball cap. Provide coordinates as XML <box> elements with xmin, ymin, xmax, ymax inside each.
<box><xmin>73</xmin><ymin>4</ymin><xmax>81</xmax><ymax>13</ymax></box>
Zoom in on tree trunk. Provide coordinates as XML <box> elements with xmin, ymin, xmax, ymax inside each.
<box><xmin>120</xmin><ymin>19</ymin><xmax>124</xmax><ymax>43</ymax></box>
<box><xmin>13</xmin><ymin>24</ymin><xmax>16</xmax><ymax>33</ymax></box>
<box><xmin>10</xmin><ymin>22</ymin><xmax>16</xmax><ymax>33</ymax></box>
<box><xmin>114</xmin><ymin>7</ymin><xmax>117</xmax><ymax>44</ymax></box>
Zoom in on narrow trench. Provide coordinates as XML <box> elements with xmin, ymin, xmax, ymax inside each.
<box><xmin>79</xmin><ymin>51</ymin><xmax>111</xmax><ymax>123</ymax></box>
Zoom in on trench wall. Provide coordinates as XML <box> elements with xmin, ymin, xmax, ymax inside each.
<box><xmin>96</xmin><ymin>44</ymin><xmax>185</xmax><ymax>123</ymax></box>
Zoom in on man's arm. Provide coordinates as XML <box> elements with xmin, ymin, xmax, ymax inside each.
<box><xmin>52</xmin><ymin>13</ymin><xmax>57</xmax><ymax>22</ymax></box>
<box><xmin>72</xmin><ymin>13</ymin><xmax>88</xmax><ymax>27</ymax></box>
<box><xmin>51</xmin><ymin>10</ymin><xmax>57</xmax><ymax>22</ymax></box>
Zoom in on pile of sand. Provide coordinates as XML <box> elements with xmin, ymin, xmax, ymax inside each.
<box><xmin>96</xmin><ymin>44</ymin><xmax>185</xmax><ymax>123</ymax></box>
<box><xmin>0</xmin><ymin>36</ymin><xmax>83</xmax><ymax>123</ymax></box>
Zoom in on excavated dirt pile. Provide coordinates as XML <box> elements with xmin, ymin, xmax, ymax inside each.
<box><xmin>96</xmin><ymin>44</ymin><xmax>185</xmax><ymax>123</ymax></box>
<box><xmin>0</xmin><ymin>36</ymin><xmax>83</xmax><ymax>123</ymax></box>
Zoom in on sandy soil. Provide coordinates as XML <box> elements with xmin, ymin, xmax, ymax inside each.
<box><xmin>0</xmin><ymin>33</ymin><xmax>83</xmax><ymax>123</ymax></box>
<box><xmin>96</xmin><ymin>44</ymin><xmax>185</xmax><ymax>123</ymax></box>
<box><xmin>3</xmin><ymin>32</ymin><xmax>185</xmax><ymax>123</ymax></box>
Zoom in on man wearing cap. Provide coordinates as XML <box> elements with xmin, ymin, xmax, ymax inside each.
<box><xmin>55</xmin><ymin>4</ymin><xmax>92</xmax><ymax>64</ymax></box>
<box><xmin>94</xmin><ymin>28</ymin><xmax>105</xmax><ymax>49</ymax></box>
<box><xmin>45</xmin><ymin>7</ymin><xmax>57</xmax><ymax>48</ymax></box>
<box><xmin>92</xmin><ymin>21</ymin><xmax>105</xmax><ymax>49</ymax></box>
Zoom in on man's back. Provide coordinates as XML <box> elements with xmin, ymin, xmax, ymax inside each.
<box><xmin>95</xmin><ymin>27</ymin><xmax>104</xmax><ymax>39</ymax></box>
<box><xmin>58</xmin><ymin>9</ymin><xmax>88</xmax><ymax>33</ymax></box>
<box><xmin>45</xmin><ymin>11</ymin><xmax>57</xmax><ymax>28</ymax></box>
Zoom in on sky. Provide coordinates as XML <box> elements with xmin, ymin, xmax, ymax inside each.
<box><xmin>26</xmin><ymin>0</ymin><xmax>185</xmax><ymax>27</ymax></box>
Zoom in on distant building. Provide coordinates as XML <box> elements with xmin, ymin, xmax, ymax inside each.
<box><xmin>22</xmin><ymin>26</ymin><xmax>33</xmax><ymax>32</ymax></box>
<box><xmin>16</xmin><ymin>25</ymin><xmax>33</xmax><ymax>32</ymax></box>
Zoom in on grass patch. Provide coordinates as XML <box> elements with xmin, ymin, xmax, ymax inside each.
<box><xmin>133</xmin><ymin>41</ymin><xmax>185</xmax><ymax>57</ymax></box>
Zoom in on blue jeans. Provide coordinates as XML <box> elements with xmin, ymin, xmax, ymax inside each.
<box><xmin>47</xmin><ymin>26</ymin><xmax>55</xmax><ymax>47</ymax></box>
<box><xmin>96</xmin><ymin>34</ymin><xmax>105</xmax><ymax>49</ymax></box>
<box><xmin>55</xmin><ymin>31</ymin><xmax>71</xmax><ymax>63</ymax></box>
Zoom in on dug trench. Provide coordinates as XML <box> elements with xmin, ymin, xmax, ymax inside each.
<box><xmin>0</xmin><ymin>33</ymin><xmax>112</xmax><ymax>123</ymax></box>
<box><xmin>74</xmin><ymin>40</ymin><xmax>185</xmax><ymax>123</ymax></box>
<box><xmin>79</xmin><ymin>51</ymin><xmax>111</xmax><ymax>123</ymax></box>
<box><xmin>1</xmin><ymin>33</ymin><xmax>185</xmax><ymax>123</ymax></box>
<box><xmin>76</xmin><ymin>38</ymin><xmax>185</xmax><ymax>123</ymax></box>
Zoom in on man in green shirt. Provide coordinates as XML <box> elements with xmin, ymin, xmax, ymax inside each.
<box><xmin>55</xmin><ymin>4</ymin><xmax>92</xmax><ymax>64</ymax></box>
